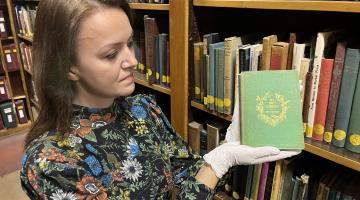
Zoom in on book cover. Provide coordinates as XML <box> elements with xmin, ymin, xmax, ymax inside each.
<box><xmin>312</xmin><ymin>58</ymin><xmax>334</xmax><ymax>141</ymax></box>
<box><xmin>324</xmin><ymin>42</ymin><xmax>346</xmax><ymax>143</ymax></box>
<box><xmin>261</xmin><ymin>35</ymin><xmax>278</xmax><ymax>70</ymax></box>
<box><xmin>270</xmin><ymin>42</ymin><xmax>289</xmax><ymax>70</ymax></box>
<box><xmin>188</xmin><ymin>121</ymin><xmax>203</xmax><ymax>153</ymax></box>
<box><xmin>239</xmin><ymin>70</ymin><xmax>304</xmax><ymax>149</ymax></box>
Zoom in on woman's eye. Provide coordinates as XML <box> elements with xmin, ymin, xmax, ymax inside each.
<box><xmin>105</xmin><ymin>50</ymin><xmax>118</xmax><ymax>60</ymax></box>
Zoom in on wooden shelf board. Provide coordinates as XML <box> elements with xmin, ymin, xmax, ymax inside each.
<box><xmin>0</xmin><ymin>121</ymin><xmax>31</xmax><ymax>138</ymax></box>
<box><xmin>129</xmin><ymin>3</ymin><xmax>169</xmax><ymax>10</ymax></box>
<box><xmin>193</xmin><ymin>0</ymin><xmax>360</xmax><ymax>13</ymax></box>
<box><xmin>304</xmin><ymin>138</ymin><xmax>360</xmax><ymax>172</ymax></box>
<box><xmin>190</xmin><ymin>100</ymin><xmax>232</xmax><ymax>121</ymax></box>
<box><xmin>14</xmin><ymin>95</ymin><xmax>26</xmax><ymax>100</ymax></box>
<box><xmin>134</xmin><ymin>73</ymin><xmax>171</xmax><ymax>95</ymax></box>
<box><xmin>17</xmin><ymin>34</ymin><xmax>33</xmax><ymax>42</ymax></box>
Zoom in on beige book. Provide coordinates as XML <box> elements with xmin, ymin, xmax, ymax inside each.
<box><xmin>261</xmin><ymin>35</ymin><xmax>278</xmax><ymax>70</ymax></box>
<box><xmin>188</xmin><ymin>121</ymin><xmax>203</xmax><ymax>152</ymax></box>
<box><xmin>194</xmin><ymin>42</ymin><xmax>203</xmax><ymax>101</ymax></box>
<box><xmin>224</xmin><ymin>36</ymin><xmax>242</xmax><ymax>115</ymax></box>
<box><xmin>271</xmin><ymin>42</ymin><xmax>289</xmax><ymax>70</ymax></box>
<box><xmin>292</xmin><ymin>43</ymin><xmax>306</xmax><ymax>72</ymax></box>
<box><xmin>299</xmin><ymin>58</ymin><xmax>310</xmax><ymax>107</ymax></box>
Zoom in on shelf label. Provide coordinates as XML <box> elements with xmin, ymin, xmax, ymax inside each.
<box><xmin>19</xmin><ymin>110</ymin><xmax>24</xmax><ymax>118</ymax></box>
<box><xmin>6</xmin><ymin>54</ymin><xmax>12</xmax><ymax>63</ymax></box>
<box><xmin>0</xmin><ymin>24</ymin><xmax>4</xmax><ymax>33</ymax></box>
<box><xmin>0</xmin><ymin>87</ymin><xmax>4</xmax><ymax>95</ymax></box>
<box><xmin>7</xmin><ymin>114</ymin><xmax>12</xmax><ymax>123</ymax></box>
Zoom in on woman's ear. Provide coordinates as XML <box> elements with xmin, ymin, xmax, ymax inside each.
<box><xmin>68</xmin><ymin>66</ymin><xmax>80</xmax><ymax>81</ymax></box>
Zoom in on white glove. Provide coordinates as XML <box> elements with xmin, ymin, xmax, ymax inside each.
<box><xmin>204</xmin><ymin>92</ymin><xmax>301</xmax><ymax>178</ymax></box>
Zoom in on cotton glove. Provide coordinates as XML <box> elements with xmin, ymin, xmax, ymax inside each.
<box><xmin>204</xmin><ymin>91</ymin><xmax>301</xmax><ymax>178</ymax></box>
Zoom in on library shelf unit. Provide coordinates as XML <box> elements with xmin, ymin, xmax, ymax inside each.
<box><xmin>188</xmin><ymin>0</ymin><xmax>360</xmax><ymax>176</ymax></box>
<box><xmin>130</xmin><ymin>1</ymin><xmax>190</xmax><ymax>139</ymax></box>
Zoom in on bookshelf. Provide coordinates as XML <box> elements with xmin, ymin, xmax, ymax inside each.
<box><xmin>0</xmin><ymin>0</ymin><xmax>33</xmax><ymax>137</ymax></box>
<box><xmin>134</xmin><ymin>72</ymin><xmax>171</xmax><ymax>95</ymax></box>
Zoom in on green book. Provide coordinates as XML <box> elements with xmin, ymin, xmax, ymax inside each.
<box><xmin>239</xmin><ymin>70</ymin><xmax>304</xmax><ymax>150</ymax></box>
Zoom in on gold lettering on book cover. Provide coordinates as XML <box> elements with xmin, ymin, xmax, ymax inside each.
<box><xmin>256</xmin><ymin>92</ymin><xmax>289</xmax><ymax>127</ymax></box>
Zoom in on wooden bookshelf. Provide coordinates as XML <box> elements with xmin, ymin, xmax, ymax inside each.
<box><xmin>304</xmin><ymin>138</ymin><xmax>360</xmax><ymax>172</ymax></box>
<box><xmin>190</xmin><ymin>100</ymin><xmax>233</xmax><ymax>121</ymax></box>
<box><xmin>134</xmin><ymin>73</ymin><xmax>171</xmax><ymax>95</ymax></box>
<box><xmin>193</xmin><ymin>0</ymin><xmax>360</xmax><ymax>13</ymax></box>
<box><xmin>17</xmin><ymin>34</ymin><xmax>33</xmax><ymax>43</ymax></box>
<box><xmin>0</xmin><ymin>121</ymin><xmax>31</xmax><ymax>138</ymax></box>
<box><xmin>129</xmin><ymin>3</ymin><xmax>170</xmax><ymax>10</ymax></box>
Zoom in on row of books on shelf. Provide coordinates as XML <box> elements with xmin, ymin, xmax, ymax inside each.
<box><xmin>19</xmin><ymin>41</ymin><xmax>32</xmax><ymax>73</ymax></box>
<box><xmin>0</xmin><ymin>43</ymin><xmax>22</xmax><ymax>72</ymax></box>
<box><xmin>191</xmin><ymin>30</ymin><xmax>360</xmax><ymax>154</ymax></box>
<box><xmin>127</xmin><ymin>0</ymin><xmax>168</xmax><ymax>3</ymax></box>
<box><xmin>217</xmin><ymin>154</ymin><xmax>359</xmax><ymax>200</ymax></box>
<box><xmin>133</xmin><ymin>15</ymin><xmax>170</xmax><ymax>87</ymax></box>
<box><xmin>0</xmin><ymin>98</ymin><xmax>29</xmax><ymax>130</ymax></box>
<box><xmin>14</xmin><ymin>4</ymin><xmax>36</xmax><ymax>38</ymax></box>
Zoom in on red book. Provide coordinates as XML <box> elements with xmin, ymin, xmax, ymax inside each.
<box><xmin>312</xmin><ymin>58</ymin><xmax>334</xmax><ymax>141</ymax></box>
<box><xmin>257</xmin><ymin>162</ymin><xmax>269</xmax><ymax>200</ymax></box>
<box><xmin>324</xmin><ymin>42</ymin><xmax>346</xmax><ymax>143</ymax></box>
<box><xmin>0</xmin><ymin>10</ymin><xmax>8</xmax><ymax>38</ymax></box>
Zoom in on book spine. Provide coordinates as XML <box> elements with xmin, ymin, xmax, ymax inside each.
<box><xmin>257</xmin><ymin>162</ymin><xmax>269</xmax><ymax>200</ymax></box>
<box><xmin>194</xmin><ymin>42</ymin><xmax>202</xmax><ymax>101</ymax></box>
<box><xmin>332</xmin><ymin>48</ymin><xmax>360</xmax><ymax>147</ymax></box>
<box><xmin>286</xmin><ymin>33</ymin><xmax>296</xmax><ymax>70</ymax></box>
<box><xmin>217</xmin><ymin>48</ymin><xmax>225</xmax><ymax>113</ymax></box>
<box><xmin>261</xmin><ymin>35</ymin><xmax>277</xmax><ymax>70</ymax></box>
<box><xmin>224</xmin><ymin>38</ymin><xmax>234</xmax><ymax>114</ymax></box>
<box><xmin>303</xmin><ymin>72</ymin><xmax>313</xmax><ymax>136</ymax></box>
<box><xmin>345</xmin><ymin>58</ymin><xmax>360</xmax><ymax>153</ymax></box>
<box><xmin>324</xmin><ymin>42</ymin><xmax>346</xmax><ymax>143</ymax></box>
<box><xmin>312</xmin><ymin>58</ymin><xmax>334</xmax><ymax>141</ymax></box>
<box><xmin>270</xmin><ymin>42</ymin><xmax>289</xmax><ymax>70</ymax></box>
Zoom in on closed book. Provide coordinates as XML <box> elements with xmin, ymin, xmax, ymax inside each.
<box><xmin>239</xmin><ymin>70</ymin><xmax>304</xmax><ymax>149</ymax></box>
<box><xmin>257</xmin><ymin>162</ymin><xmax>269</xmax><ymax>200</ymax></box>
<box><xmin>0</xmin><ymin>102</ymin><xmax>18</xmax><ymax>128</ymax></box>
<box><xmin>232</xmin><ymin>166</ymin><xmax>248</xmax><ymax>200</ymax></box>
<box><xmin>324</xmin><ymin>42</ymin><xmax>346</xmax><ymax>143</ymax></box>
<box><xmin>270</xmin><ymin>42</ymin><xmax>289</xmax><ymax>70</ymax></box>
<box><xmin>302</xmin><ymin>72</ymin><xmax>313</xmax><ymax>134</ymax></box>
<box><xmin>292</xmin><ymin>43</ymin><xmax>306</xmax><ymax>72</ymax></box>
<box><xmin>312</xmin><ymin>59</ymin><xmax>334</xmax><ymax>141</ymax></box>
<box><xmin>224</xmin><ymin>36</ymin><xmax>241</xmax><ymax>114</ymax></box>
<box><xmin>345</xmin><ymin>56</ymin><xmax>360</xmax><ymax>153</ymax></box>
<box><xmin>306</xmin><ymin>32</ymin><xmax>333</xmax><ymax>138</ymax></box>
<box><xmin>0</xmin><ymin>76</ymin><xmax>10</xmax><ymax>102</ymax></box>
<box><xmin>3</xmin><ymin>45</ymin><xmax>16</xmax><ymax>72</ymax></box>
<box><xmin>194</xmin><ymin>42</ymin><xmax>203</xmax><ymax>101</ymax></box>
<box><xmin>199</xmin><ymin>129</ymin><xmax>208</xmax><ymax>156</ymax></box>
<box><xmin>250</xmin><ymin>164</ymin><xmax>262</xmax><ymax>200</ymax></box>
<box><xmin>0</xmin><ymin>114</ymin><xmax>5</xmax><ymax>130</ymax></box>
<box><xmin>332</xmin><ymin>48</ymin><xmax>360</xmax><ymax>147</ymax></box>
<box><xmin>188</xmin><ymin>121</ymin><xmax>203</xmax><ymax>153</ymax></box>
<box><xmin>215</xmin><ymin>47</ymin><xmax>225</xmax><ymax>113</ymax></box>
<box><xmin>239</xmin><ymin>44</ymin><xmax>251</xmax><ymax>72</ymax></box>
<box><xmin>287</xmin><ymin>33</ymin><xmax>297</xmax><ymax>70</ymax></box>
<box><xmin>15</xmin><ymin>99</ymin><xmax>28</xmax><ymax>124</ymax></box>
<box><xmin>144</xmin><ymin>16</ymin><xmax>159</xmax><ymax>84</ymax></box>
<box><xmin>208</xmin><ymin>42</ymin><xmax>224</xmax><ymax>110</ymax></box>
<box><xmin>158</xmin><ymin>33</ymin><xmax>168</xmax><ymax>86</ymax></box>
<box><xmin>261</xmin><ymin>35</ymin><xmax>278</xmax><ymax>70</ymax></box>
<box><xmin>245</xmin><ymin>165</ymin><xmax>254</xmax><ymax>200</ymax></box>
<box><xmin>299</xmin><ymin>58</ymin><xmax>310</xmax><ymax>107</ymax></box>
<box><xmin>270</xmin><ymin>160</ymin><xmax>284</xmax><ymax>200</ymax></box>
<box><xmin>0</xmin><ymin>10</ymin><xmax>8</xmax><ymax>38</ymax></box>
<box><xmin>206</xmin><ymin>122</ymin><xmax>225</xmax><ymax>151</ymax></box>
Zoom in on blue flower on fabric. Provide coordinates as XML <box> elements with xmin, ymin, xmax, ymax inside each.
<box><xmin>127</xmin><ymin>138</ymin><xmax>140</xmax><ymax>158</ymax></box>
<box><xmin>21</xmin><ymin>153</ymin><xmax>28</xmax><ymax>168</ymax></box>
<box><xmin>174</xmin><ymin>169</ymin><xmax>189</xmax><ymax>184</ymax></box>
<box><xmin>84</xmin><ymin>155</ymin><xmax>103</xmax><ymax>176</ymax></box>
<box><xmin>141</xmin><ymin>97</ymin><xmax>150</xmax><ymax>105</ymax></box>
<box><xmin>131</xmin><ymin>105</ymin><xmax>147</xmax><ymax>119</ymax></box>
<box><xmin>101</xmin><ymin>174</ymin><xmax>113</xmax><ymax>186</ymax></box>
<box><xmin>85</xmin><ymin>143</ymin><xmax>98</xmax><ymax>154</ymax></box>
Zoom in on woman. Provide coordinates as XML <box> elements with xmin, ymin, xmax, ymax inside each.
<box><xmin>20</xmin><ymin>0</ymin><xmax>299</xmax><ymax>199</ymax></box>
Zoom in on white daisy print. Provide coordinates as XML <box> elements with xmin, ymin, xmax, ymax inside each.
<box><xmin>50</xmin><ymin>189</ymin><xmax>79</xmax><ymax>200</ymax></box>
<box><xmin>121</xmin><ymin>158</ymin><xmax>143</xmax><ymax>182</ymax></box>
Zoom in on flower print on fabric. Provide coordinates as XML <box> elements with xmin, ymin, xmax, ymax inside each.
<box><xmin>84</xmin><ymin>155</ymin><xmax>103</xmax><ymax>176</ymax></box>
<box><xmin>50</xmin><ymin>189</ymin><xmax>79</xmax><ymax>200</ymax></box>
<box><xmin>126</xmin><ymin>138</ymin><xmax>140</xmax><ymax>158</ymax></box>
<box><xmin>121</xmin><ymin>158</ymin><xmax>143</xmax><ymax>182</ymax></box>
<box><xmin>131</xmin><ymin>105</ymin><xmax>147</xmax><ymax>119</ymax></box>
<box><xmin>76</xmin><ymin>175</ymin><xmax>107</xmax><ymax>200</ymax></box>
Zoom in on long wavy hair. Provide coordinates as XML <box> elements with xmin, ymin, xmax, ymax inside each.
<box><xmin>25</xmin><ymin>0</ymin><xmax>133</xmax><ymax>148</ymax></box>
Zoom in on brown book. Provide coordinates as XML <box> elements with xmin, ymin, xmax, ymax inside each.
<box><xmin>323</xmin><ymin>42</ymin><xmax>346</xmax><ymax>143</ymax></box>
<box><xmin>193</xmin><ymin>42</ymin><xmax>203</xmax><ymax>101</ymax></box>
<box><xmin>302</xmin><ymin>72</ymin><xmax>313</xmax><ymax>134</ymax></box>
<box><xmin>0</xmin><ymin>10</ymin><xmax>8</xmax><ymax>38</ymax></box>
<box><xmin>312</xmin><ymin>59</ymin><xmax>334</xmax><ymax>141</ymax></box>
<box><xmin>188</xmin><ymin>121</ymin><xmax>203</xmax><ymax>153</ymax></box>
<box><xmin>144</xmin><ymin>16</ymin><xmax>159</xmax><ymax>84</ymax></box>
<box><xmin>286</xmin><ymin>33</ymin><xmax>296</xmax><ymax>70</ymax></box>
<box><xmin>261</xmin><ymin>35</ymin><xmax>278</xmax><ymax>70</ymax></box>
<box><xmin>15</xmin><ymin>99</ymin><xmax>28</xmax><ymax>124</ymax></box>
<box><xmin>0</xmin><ymin>76</ymin><xmax>10</xmax><ymax>102</ymax></box>
<box><xmin>270</xmin><ymin>42</ymin><xmax>289</xmax><ymax>70</ymax></box>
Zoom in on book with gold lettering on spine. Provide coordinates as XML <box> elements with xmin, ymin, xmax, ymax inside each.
<box><xmin>239</xmin><ymin>70</ymin><xmax>304</xmax><ymax>150</ymax></box>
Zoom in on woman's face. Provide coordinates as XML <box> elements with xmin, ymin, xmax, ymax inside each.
<box><xmin>69</xmin><ymin>7</ymin><xmax>138</xmax><ymax>108</ymax></box>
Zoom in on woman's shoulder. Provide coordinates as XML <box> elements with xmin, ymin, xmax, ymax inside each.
<box><xmin>117</xmin><ymin>94</ymin><xmax>157</xmax><ymax>111</ymax></box>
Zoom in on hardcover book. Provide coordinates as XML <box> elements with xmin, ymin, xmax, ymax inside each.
<box><xmin>239</xmin><ymin>70</ymin><xmax>304</xmax><ymax>149</ymax></box>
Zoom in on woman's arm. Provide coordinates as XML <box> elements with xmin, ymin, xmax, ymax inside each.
<box><xmin>195</xmin><ymin>163</ymin><xmax>219</xmax><ymax>189</ymax></box>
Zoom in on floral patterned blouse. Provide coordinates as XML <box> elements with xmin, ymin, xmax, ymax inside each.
<box><xmin>20</xmin><ymin>94</ymin><xmax>215</xmax><ymax>200</ymax></box>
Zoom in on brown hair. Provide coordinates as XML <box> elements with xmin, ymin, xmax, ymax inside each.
<box><xmin>25</xmin><ymin>0</ymin><xmax>133</xmax><ymax>148</ymax></box>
